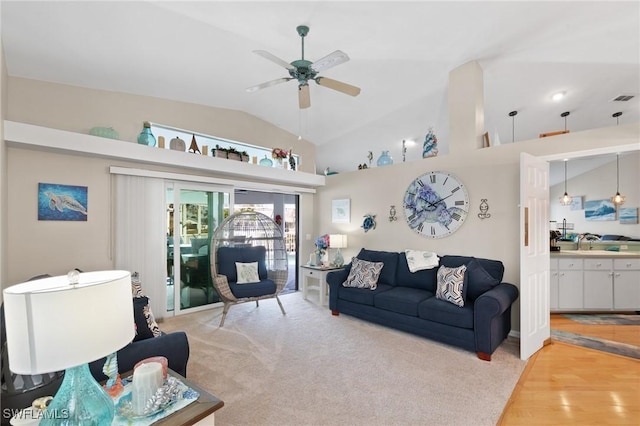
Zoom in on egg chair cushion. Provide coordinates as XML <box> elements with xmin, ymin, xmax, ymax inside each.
<box><xmin>229</xmin><ymin>279</ymin><xmax>277</xmax><ymax>299</ymax></box>
<box><xmin>217</xmin><ymin>246</ymin><xmax>268</xmax><ymax>283</ymax></box>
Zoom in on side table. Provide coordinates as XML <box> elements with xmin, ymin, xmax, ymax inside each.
<box><xmin>300</xmin><ymin>265</ymin><xmax>344</xmax><ymax>305</ymax></box>
<box><xmin>116</xmin><ymin>369</ymin><xmax>224</xmax><ymax>426</ymax></box>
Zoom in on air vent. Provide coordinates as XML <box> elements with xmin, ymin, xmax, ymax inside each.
<box><xmin>611</xmin><ymin>94</ymin><xmax>635</xmax><ymax>102</ymax></box>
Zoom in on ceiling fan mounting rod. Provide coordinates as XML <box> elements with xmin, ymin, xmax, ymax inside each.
<box><xmin>297</xmin><ymin>25</ymin><xmax>309</xmax><ymax>61</ymax></box>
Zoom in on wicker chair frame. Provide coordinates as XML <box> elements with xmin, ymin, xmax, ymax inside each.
<box><xmin>210</xmin><ymin>211</ymin><xmax>287</xmax><ymax>326</ymax></box>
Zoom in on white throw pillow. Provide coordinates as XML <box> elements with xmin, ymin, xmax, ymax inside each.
<box><xmin>405</xmin><ymin>249</ymin><xmax>440</xmax><ymax>273</ymax></box>
<box><xmin>236</xmin><ymin>262</ymin><xmax>260</xmax><ymax>284</ymax></box>
<box><xmin>436</xmin><ymin>264</ymin><xmax>467</xmax><ymax>307</ymax></box>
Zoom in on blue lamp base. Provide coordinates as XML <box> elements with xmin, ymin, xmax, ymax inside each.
<box><xmin>41</xmin><ymin>363</ymin><xmax>115</xmax><ymax>426</ymax></box>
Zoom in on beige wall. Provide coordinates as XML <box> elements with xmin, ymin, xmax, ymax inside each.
<box><xmin>4</xmin><ymin>77</ymin><xmax>317</xmax><ymax>285</ymax></box>
<box><xmin>315</xmin><ymin>124</ymin><xmax>640</xmax><ymax>332</ymax></box>
<box><xmin>550</xmin><ymin>152</ymin><xmax>640</xmax><ymax>238</ymax></box>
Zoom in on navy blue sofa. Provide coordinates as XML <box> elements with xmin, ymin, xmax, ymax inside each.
<box><xmin>327</xmin><ymin>249</ymin><xmax>519</xmax><ymax>361</ymax></box>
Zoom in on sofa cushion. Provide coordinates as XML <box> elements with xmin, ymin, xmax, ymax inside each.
<box><xmin>464</xmin><ymin>259</ymin><xmax>501</xmax><ymax>300</ymax></box>
<box><xmin>435</xmin><ymin>264</ymin><xmax>467</xmax><ymax>307</ymax></box>
<box><xmin>374</xmin><ymin>287</ymin><xmax>434</xmax><ymax>316</ymax></box>
<box><xmin>418</xmin><ymin>296</ymin><xmax>475</xmax><ymax>329</ymax></box>
<box><xmin>217</xmin><ymin>246</ymin><xmax>268</xmax><ymax>282</ymax></box>
<box><xmin>343</xmin><ymin>257</ymin><xmax>384</xmax><ymax>290</ymax></box>
<box><xmin>440</xmin><ymin>255</ymin><xmax>504</xmax><ymax>300</ymax></box>
<box><xmin>339</xmin><ymin>284</ymin><xmax>393</xmax><ymax>306</ymax></box>
<box><xmin>356</xmin><ymin>248</ymin><xmax>399</xmax><ymax>286</ymax></box>
<box><xmin>236</xmin><ymin>262</ymin><xmax>260</xmax><ymax>284</ymax></box>
<box><xmin>396</xmin><ymin>253</ymin><xmax>439</xmax><ymax>292</ymax></box>
<box><xmin>229</xmin><ymin>278</ymin><xmax>276</xmax><ymax>299</ymax></box>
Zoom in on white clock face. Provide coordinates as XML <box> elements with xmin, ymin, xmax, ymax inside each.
<box><xmin>403</xmin><ymin>171</ymin><xmax>469</xmax><ymax>238</ymax></box>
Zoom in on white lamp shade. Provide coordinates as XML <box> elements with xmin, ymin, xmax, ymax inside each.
<box><xmin>3</xmin><ymin>270</ymin><xmax>135</xmax><ymax>375</ymax></box>
<box><xmin>329</xmin><ymin>234</ymin><xmax>348</xmax><ymax>249</ymax></box>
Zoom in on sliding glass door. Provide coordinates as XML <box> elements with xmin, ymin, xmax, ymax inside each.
<box><xmin>166</xmin><ymin>183</ymin><xmax>232</xmax><ymax>314</ymax></box>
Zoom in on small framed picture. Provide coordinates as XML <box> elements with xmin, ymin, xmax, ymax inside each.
<box><xmin>619</xmin><ymin>208</ymin><xmax>638</xmax><ymax>224</ymax></box>
<box><xmin>332</xmin><ymin>199</ymin><xmax>350</xmax><ymax>223</ymax></box>
<box><xmin>569</xmin><ymin>196</ymin><xmax>583</xmax><ymax>211</ymax></box>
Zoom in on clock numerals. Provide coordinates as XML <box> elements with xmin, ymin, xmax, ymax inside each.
<box><xmin>429</xmin><ymin>174</ymin><xmax>436</xmax><ymax>184</ymax></box>
<box><xmin>417</xmin><ymin>179</ymin><xmax>425</xmax><ymax>187</ymax></box>
<box><xmin>451</xmin><ymin>186</ymin><xmax>460</xmax><ymax>193</ymax></box>
<box><xmin>417</xmin><ymin>222</ymin><xmax>424</xmax><ymax>232</ymax></box>
<box><xmin>454</xmin><ymin>200</ymin><xmax>465</xmax><ymax>206</ymax></box>
<box><xmin>431</xmin><ymin>226</ymin><xmax>435</xmax><ymax>236</ymax></box>
<box><xmin>451</xmin><ymin>212</ymin><xmax>461</xmax><ymax>221</ymax></box>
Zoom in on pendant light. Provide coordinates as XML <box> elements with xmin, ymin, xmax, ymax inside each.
<box><xmin>611</xmin><ymin>154</ymin><xmax>625</xmax><ymax>205</ymax></box>
<box><xmin>509</xmin><ymin>111</ymin><xmax>518</xmax><ymax>143</ymax></box>
<box><xmin>561</xmin><ymin>111</ymin><xmax>570</xmax><ymax>131</ymax></box>
<box><xmin>559</xmin><ymin>159</ymin><xmax>572</xmax><ymax>206</ymax></box>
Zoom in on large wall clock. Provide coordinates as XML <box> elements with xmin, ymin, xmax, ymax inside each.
<box><xmin>403</xmin><ymin>171</ymin><xmax>470</xmax><ymax>238</ymax></box>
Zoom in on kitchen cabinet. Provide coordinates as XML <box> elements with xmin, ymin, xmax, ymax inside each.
<box><xmin>583</xmin><ymin>259</ymin><xmax>613</xmax><ymax>309</ymax></box>
<box><xmin>613</xmin><ymin>259</ymin><xmax>640</xmax><ymax>310</ymax></box>
<box><xmin>551</xmin><ymin>255</ymin><xmax>640</xmax><ymax>312</ymax></box>
<box><xmin>557</xmin><ymin>258</ymin><xmax>583</xmax><ymax>310</ymax></box>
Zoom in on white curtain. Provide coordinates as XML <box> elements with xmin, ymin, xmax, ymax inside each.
<box><xmin>113</xmin><ymin>174</ymin><xmax>166</xmax><ymax>319</ymax></box>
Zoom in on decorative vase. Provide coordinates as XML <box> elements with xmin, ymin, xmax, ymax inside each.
<box><xmin>274</xmin><ymin>158</ymin><xmax>285</xmax><ymax>169</ymax></box>
<box><xmin>137</xmin><ymin>122</ymin><xmax>156</xmax><ymax>147</ymax></box>
<box><xmin>333</xmin><ymin>249</ymin><xmax>344</xmax><ymax>267</ymax></box>
<box><xmin>259</xmin><ymin>155</ymin><xmax>273</xmax><ymax>167</ymax></box>
<box><xmin>316</xmin><ymin>251</ymin><xmax>324</xmax><ymax>266</ymax></box>
<box><xmin>89</xmin><ymin>127</ymin><xmax>119</xmax><ymax>140</ymax></box>
<box><xmin>422</xmin><ymin>128</ymin><xmax>439</xmax><ymax>158</ymax></box>
<box><xmin>377</xmin><ymin>151</ymin><xmax>393</xmax><ymax>166</ymax></box>
<box><xmin>169</xmin><ymin>136</ymin><xmax>186</xmax><ymax>151</ymax></box>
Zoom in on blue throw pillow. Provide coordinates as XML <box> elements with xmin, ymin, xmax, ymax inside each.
<box><xmin>465</xmin><ymin>259</ymin><xmax>500</xmax><ymax>300</ymax></box>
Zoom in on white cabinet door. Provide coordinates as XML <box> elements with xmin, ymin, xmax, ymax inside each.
<box><xmin>583</xmin><ymin>270</ymin><xmax>613</xmax><ymax>309</ymax></box>
<box><xmin>583</xmin><ymin>258</ymin><xmax>613</xmax><ymax>310</ymax></box>
<box><xmin>558</xmin><ymin>270</ymin><xmax>583</xmax><ymax>309</ymax></box>
<box><xmin>613</xmin><ymin>270</ymin><xmax>640</xmax><ymax>310</ymax></box>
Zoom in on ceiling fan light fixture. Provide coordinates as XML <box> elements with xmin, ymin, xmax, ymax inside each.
<box><xmin>247</xmin><ymin>25</ymin><xmax>361</xmax><ymax>109</ymax></box>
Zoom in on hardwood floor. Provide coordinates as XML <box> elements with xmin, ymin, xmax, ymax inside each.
<box><xmin>498</xmin><ymin>315</ymin><xmax>640</xmax><ymax>425</ymax></box>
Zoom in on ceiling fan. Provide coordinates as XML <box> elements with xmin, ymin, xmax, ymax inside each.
<box><xmin>246</xmin><ymin>25</ymin><xmax>361</xmax><ymax>109</ymax></box>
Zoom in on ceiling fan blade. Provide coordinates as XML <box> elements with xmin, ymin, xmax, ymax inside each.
<box><xmin>310</xmin><ymin>50</ymin><xmax>350</xmax><ymax>73</ymax></box>
<box><xmin>246</xmin><ymin>77</ymin><xmax>293</xmax><ymax>93</ymax></box>
<box><xmin>315</xmin><ymin>77</ymin><xmax>361</xmax><ymax>97</ymax></box>
<box><xmin>253</xmin><ymin>50</ymin><xmax>295</xmax><ymax>70</ymax></box>
<box><xmin>298</xmin><ymin>84</ymin><xmax>311</xmax><ymax>109</ymax></box>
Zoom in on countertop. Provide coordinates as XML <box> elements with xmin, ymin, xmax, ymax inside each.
<box><xmin>551</xmin><ymin>250</ymin><xmax>640</xmax><ymax>258</ymax></box>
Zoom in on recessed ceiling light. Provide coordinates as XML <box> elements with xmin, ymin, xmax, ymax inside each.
<box><xmin>552</xmin><ymin>91</ymin><xmax>566</xmax><ymax>101</ymax></box>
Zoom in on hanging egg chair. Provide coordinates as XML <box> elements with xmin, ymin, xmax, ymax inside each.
<box><xmin>210</xmin><ymin>211</ymin><xmax>287</xmax><ymax>326</ymax></box>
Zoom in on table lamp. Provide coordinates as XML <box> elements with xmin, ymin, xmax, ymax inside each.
<box><xmin>3</xmin><ymin>270</ymin><xmax>134</xmax><ymax>425</ymax></box>
<box><xmin>329</xmin><ymin>234</ymin><xmax>348</xmax><ymax>267</ymax></box>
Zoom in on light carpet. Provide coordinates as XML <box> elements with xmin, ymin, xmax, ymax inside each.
<box><xmin>160</xmin><ymin>292</ymin><xmax>525</xmax><ymax>425</ymax></box>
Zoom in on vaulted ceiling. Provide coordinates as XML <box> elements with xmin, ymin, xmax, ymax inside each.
<box><xmin>2</xmin><ymin>1</ymin><xmax>639</xmax><ymax>174</ymax></box>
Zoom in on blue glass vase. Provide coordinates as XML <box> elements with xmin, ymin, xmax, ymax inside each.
<box><xmin>377</xmin><ymin>150</ymin><xmax>393</xmax><ymax>166</ymax></box>
<box><xmin>40</xmin><ymin>363</ymin><xmax>114</xmax><ymax>426</ymax></box>
<box><xmin>137</xmin><ymin>122</ymin><xmax>156</xmax><ymax>147</ymax></box>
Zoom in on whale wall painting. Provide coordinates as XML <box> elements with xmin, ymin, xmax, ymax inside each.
<box><xmin>38</xmin><ymin>183</ymin><xmax>88</xmax><ymax>221</ymax></box>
